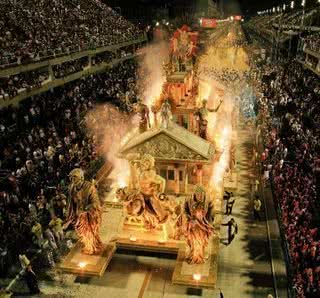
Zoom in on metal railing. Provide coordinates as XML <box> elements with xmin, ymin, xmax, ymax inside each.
<box><xmin>269</xmin><ymin>173</ymin><xmax>296</xmax><ymax>298</ymax></box>
<box><xmin>0</xmin><ymin>34</ymin><xmax>146</xmax><ymax>70</ymax></box>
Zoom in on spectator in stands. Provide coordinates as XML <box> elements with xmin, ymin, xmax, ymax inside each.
<box><xmin>0</xmin><ymin>59</ymin><xmax>139</xmax><ymax>271</ymax></box>
<box><xmin>0</xmin><ymin>0</ymin><xmax>143</xmax><ymax>67</ymax></box>
<box><xmin>258</xmin><ymin>61</ymin><xmax>320</xmax><ymax>298</ymax></box>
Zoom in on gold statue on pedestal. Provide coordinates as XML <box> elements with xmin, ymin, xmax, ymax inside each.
<box><xmin>176</xmin><ymin>185</ymin><xmax>214</xmax><ymax>264</ymax></box>
<box><xmin>65</xmin><ymin>168</ymin><xmax>103</xmax><ymax>255</ymax></box>
<box><xmin>133</xmin><ymin>102</ymin><xmax>151</xmax><ymax>133</ymax></box>
<box><xmin>194</xmin><ymin>99</ymin><xmax>223</xmax><ymax>140</ymax></box>
<box><xmin>119</xmin><ymin>154</ymin><xmax>169</xmax><ymax>230</ymax></box>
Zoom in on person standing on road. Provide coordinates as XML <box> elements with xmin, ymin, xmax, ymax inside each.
<box><xmin>224</xmin><ymin>191</ymin><xmax>234</xmax><ymax>215</ymax></box>
<box><xmin>253</xmin><ymin>195</ymin><xmax>262</xmax><ymax>221</ymax></box>
<box><xmin>222</xmin><ymin>218</ymin><xmax>238</xmax><ymax>244</ymax></box>
<box><xmin>226</xmin><ymin>196</ymin><xmax>236</xmax><ymax>215</ymax></box>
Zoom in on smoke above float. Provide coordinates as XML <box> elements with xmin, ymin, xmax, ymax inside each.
<box><xmin>137</xmin><ymin>40</ymin><xmax>169</xmax><ymax>109</ymax></box>
<box><xmin>198</xmin><ymin>29</ymin><xmax>251</xmax><ymax>196</ymax></box>
<box><xmin>84</xmin><ymin>104</ymin><xmax>135</xmax><ymax>187</ymax></box>
<box><xmin>84</xmin><ymin>25</ymin><xmax>250</xmax><ymax>194</ymax></box>
<box><xmin>84</xmin><ymin>40</ymin><xmax>170</xmax><ymax>187</ymax></box>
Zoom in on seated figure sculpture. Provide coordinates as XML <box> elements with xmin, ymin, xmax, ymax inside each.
<box><xmin>64</xmin><ymin>168</ymin><xmax>104</xmax><ymax>255</ymax></box>
<box><xmin>121</xmin><ymin>154</ymin><xmax>169</xmax><ymax>229</ymax></box>
<box><xmin>175</xmin><ymin>185</ymin><xmax>214</xmax><ymax>264</ymax></box>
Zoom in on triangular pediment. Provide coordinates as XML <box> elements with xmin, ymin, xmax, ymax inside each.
<box><xmin>119</xmin><ymin>123</ymin><xmax>214</xmax><ymax>163</ymax></box>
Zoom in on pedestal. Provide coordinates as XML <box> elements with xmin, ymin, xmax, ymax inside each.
<box><xmin>58</xmin><ymin>242</ymin><xmax>115</xmax><ymax>276</ymax></box>
<box><xmin>172</xmin><ymin>235</ymin><xmax>219</xmax><ymax>288</ymax></box>
<box><xmin>116</xmin><ymin>220</ymin><xmax>181</xmax><ymax>254</ymax></box>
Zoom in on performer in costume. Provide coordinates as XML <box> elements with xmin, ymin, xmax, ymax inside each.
<box><xmin>160</xmin><ymin>99</ymin><xmax>172</xmax><ymax>129</ymax></box>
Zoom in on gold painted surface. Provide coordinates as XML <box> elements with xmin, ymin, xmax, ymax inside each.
<box><xmin>58</xmin><ymin>242</ymin><xmax>115</xmax><ymax>276</ymax></box>
<box><xmin>172</xmin><ymin>235</ymin><xmax>219</xmax><ymax>288</ymax></box>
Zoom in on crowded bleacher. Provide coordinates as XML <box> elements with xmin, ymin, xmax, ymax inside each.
<box><xmin>303</xmin><ymin>32</ymin><xmax>320</xmax><ymax>53</ymax></box>
<box><xmin>258</xmin><ymin>62</ymin><xmax>320</xmax><ymax>297</ymax></box>
<box><xmin>0</xmin><ymin>58</ymin><xmax>139</xmax><ymax>275</ymax></box>
<box><xmin>0</xmin><ymin>0</ymin><xmax>144</xmax><ymax>67</ymax></box>
<box><xmin>0</xmin><ymin>0</ymin><xmax>319</xmax><ymax>297</ymax></box>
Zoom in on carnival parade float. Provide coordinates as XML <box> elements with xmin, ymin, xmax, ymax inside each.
<box><xmin>58</xmin><ymin>24</ymin><xmax>238</xmax><ymax>289</ymax></box>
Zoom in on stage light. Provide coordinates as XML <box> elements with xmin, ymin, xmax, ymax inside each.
<box><xmin>291</xmin><ymin>1</ymin><xmax>294</xmax><ymax>9</ymax></box>
<box><xmin>301</xmin><ymin>0</ymin><xmax>305</xmax><ymax>6</ymax></box>
<box><xmin>193</xmin><ymin>273</ymin><xmax>201</xmax><ymax>281</ymax></box>
<box><xmin>273</xmin><ymin>7</ymin><xmax>276</xmax><ymax>13</ymax></box>
<box><xmin>156</xmin><ymin>22</ymin><xmax>159</xmax><ymax>26</ymax></box>
<box><xmin>283</xmin><ymin>4</ymin><xmax>286</xmax><ymax>10</ymax></box>
<box><xmin>78</xmin><ymin>262</ymin><xmax>87</xmax><ymax>268</ymax></box>
<box><xmin>118</xmin><ymin>179</ymin><xmax>126</xmax><ymax>188</ymax></box>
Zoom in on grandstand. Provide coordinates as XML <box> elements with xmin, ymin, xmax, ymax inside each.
<box><xmin>0</xmin><ymin>1</ymin><xmax>319</xmax><ymax>298</ymax></box>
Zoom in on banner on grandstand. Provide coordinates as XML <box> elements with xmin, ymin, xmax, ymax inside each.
<box><xmin>234</xmin><ymin>15</ymin><xmax>242</xmax><ymax>21</ymax></box>
<box><xmin>200</xmin><ymin>18</ymin><xmax>217</xmax><ymax>28</ymax></box>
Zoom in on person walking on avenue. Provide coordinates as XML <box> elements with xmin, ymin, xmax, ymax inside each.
<box><xmin>222</xmin><ymin>218</ymin><xmax>238</xmax><ymax>244</ymax></box>
<box><xmin>253</xmin><ymin>195</ymin><xmax>262</xmax><ymax>221</ymax></box>
<box><xmin>223</xmin><ymin>191</ymin><xmax>234</xmax><ymax>215</ymax></box>
<box><xmin>25</xmin><ymin>265</ymin><xmax>40</xmax><ymax>295</ymax></box>
<box><xmin>226</xmin><ymin>196</ymin><xmax>235</xmax><ymax>215</ymax></box>
<box><xmin>18</xmin><ymin>255</ymin><xmax>40</xmax><ymax>295</ymax></box>
<box><xmin>219</xmin><ymin>288</ymin><xmax>224</xmax><ymax>298</ymax></box>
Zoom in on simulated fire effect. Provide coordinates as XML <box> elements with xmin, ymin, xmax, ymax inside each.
<box><xmin>137</xmin><ymin>41</ymin><xmax>169</xmax><ymax>109</ymax></box>
<box><xmin>84</xmin><ymin>41</ymin><xmax>169</xmax><ymax>188</ymax></box>
<box><xmin>197</xmin><ymin>30</ymin><xmax>250</xmax><ymax>197</ymax></box>
<box><xmin>84</xmin><ymin>104</ymin><xmax>135</xmax><ymax>187</ymax></box>
<box><xmin>84</xmin><ymin>23</ymin><xmax>249</xmax><ymax>201</ymax></box>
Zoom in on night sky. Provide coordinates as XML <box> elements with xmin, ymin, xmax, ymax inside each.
<box><xmin>105</xmin><ymin>0</ymin><xmax>318</xmax><ymax>17</ymax></box>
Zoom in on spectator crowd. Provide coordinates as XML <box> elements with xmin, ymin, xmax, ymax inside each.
<box><xmin>257</xmin><ymin>61</ymin><xmax>320</xmax><ymax>298</ymax></box>
<box><xmin>0</xmin><ymin>0</ymin><xmax>144</xmax><ymax>67</ymax></box>
<box><xmin>303</xmin><ymin>32</ymin><xmax>320</xmax><ymax>54</ymax></box>
<box><xmin>0</xmin><ymin>59</ymin><xmax>139</xmax><ymax>275</ymax></box>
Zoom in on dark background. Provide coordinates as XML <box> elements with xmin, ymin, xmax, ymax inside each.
<box><xmin>105</xmin><ymin>0</ymin><xmax>320</xmax><ymax>22</ymax></box>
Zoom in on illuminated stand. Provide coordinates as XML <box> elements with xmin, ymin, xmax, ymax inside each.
<box><xmin>58</xmin><ymin>169</ymin><xmax>115</xmax><ymax>276</ymax></box>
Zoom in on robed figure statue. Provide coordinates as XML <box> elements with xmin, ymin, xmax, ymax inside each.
<box><xmin>65</xmin><ymin>168</ymin><xmax>103</xmax><ymax>255</ymax></box>
<box><xmin>176</xmin><ymin>185</ymin><xmax>214</xmax><ymax>264</ymax></box>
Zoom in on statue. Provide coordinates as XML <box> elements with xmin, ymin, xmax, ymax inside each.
<box><xmin>122</xmin><ymin>154</ymin><xmax>169</xmax><ymax>229</ymax></box>
<box><xmin>134</xmin><ymin>102</ymin><xmax>150</xmax><ymax>133</ymax></box>
<box><xmin>159</xmin><ymin>193</ymin><xmax>182</xmax><ymax>238</ymax></box>
<box><xmin>151</xmin><ymin>105</ymin><xmax>159</xmax><ymax>128</ymax></box>
<box><xmin>194</xmin><ymin>99</ymin><xmax>223</xmax><ymax>140</ymax></box>
<box><xmin>126</xmin><ymin>153</ymin><xmax>141</xmax><ymax>190</ymax></box>
<box><xmin>160</xmin><ymin>100</ymin><xmax>172</xmax><ymax>129</ymax></box>
<box><xmin>65</xmin><ymin>168</ymin><xmax>103</xmax><ymax>255</ymax></box>
<box><xmin>176</xmin><ymin>185</ymin><xmax>214</xmax><ymax>264</ymax></box>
